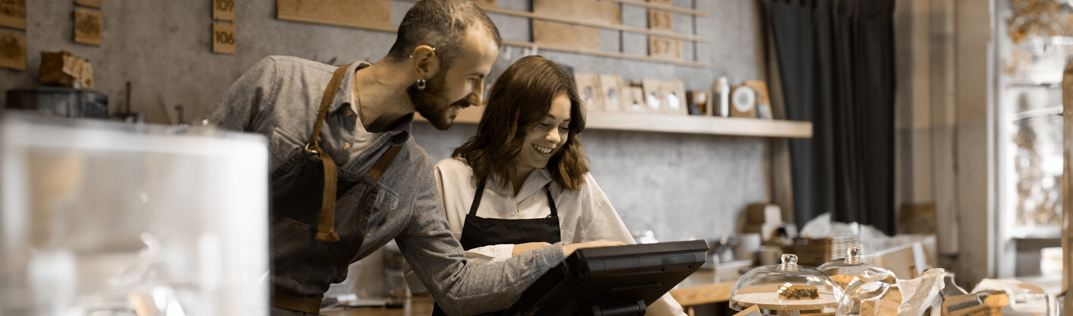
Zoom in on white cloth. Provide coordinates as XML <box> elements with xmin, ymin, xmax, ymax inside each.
<box><xmin>424</xmin><ymin>157</ymin><xmax>688</xmax><ymax>316</ymax></box>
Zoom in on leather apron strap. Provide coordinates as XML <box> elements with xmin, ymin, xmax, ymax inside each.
<box><xmin>308</xmin><ymin>63</ymin><xmax>352</xmax><ymax>243</ymax></box>
<box><xmin>274</xmin><ymin>64</ymin><xmax>406</xmax><ymax>315</ymax></box>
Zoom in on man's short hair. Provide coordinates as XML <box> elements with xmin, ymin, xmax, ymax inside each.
<box><xmin>388</xmin><ymin>0</ymin><xmax>502</xmax><ymax>68</ymax></box>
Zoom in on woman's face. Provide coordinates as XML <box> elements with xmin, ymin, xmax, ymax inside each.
<box><xmin>513</xmin><ymin>92</ymin><xmax>572</xmax><ymax>172</ymax></box>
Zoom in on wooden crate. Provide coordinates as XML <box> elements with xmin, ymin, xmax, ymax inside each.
<box><xmin>792</xmin><ymin>235</ymin><xmax>860</xmax><ymax>267</ymax></box>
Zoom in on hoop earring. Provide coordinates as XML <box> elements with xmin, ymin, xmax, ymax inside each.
<box><xmin>417</xmin><ymin>79</ymin><xmax>426</xmax><ymax>90</ymax></box>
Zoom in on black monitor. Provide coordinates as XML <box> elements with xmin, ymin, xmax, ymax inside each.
<box><xmin>504</xmin><ymin>240</ymin><xmax>709</xmax><ymax>316</ymax></box>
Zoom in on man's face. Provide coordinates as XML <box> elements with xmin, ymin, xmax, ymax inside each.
<box><xmin>409</xmin><ymin>26</ymin><xmax>499</xmax><ymax>130</ymax></box>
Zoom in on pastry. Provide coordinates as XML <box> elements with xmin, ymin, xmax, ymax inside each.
<box><xmin>778</xmin><ymin>284</ymin><xmax>819</xmax><ymax>300</ymax></box>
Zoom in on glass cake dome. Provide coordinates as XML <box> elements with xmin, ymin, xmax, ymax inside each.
<box><xmin>730</xmin><ymin>254</ymin><xmax>843</xmax><ymax>315</ymax></box>
<box><xmin>834</xmin><ymin>280</ymin><xmax>900</xmax><ymax>316</ymax></box>
<box><xmin>816</xmin><ymin>247</ymin><xmax>896</xmax><ymax>291</ymax></box>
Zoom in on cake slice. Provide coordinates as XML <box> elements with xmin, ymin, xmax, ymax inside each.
<box><xmin>778</xmin><ymin>284</ymin><xmax>819</xmax><ymax>300</ymax></box>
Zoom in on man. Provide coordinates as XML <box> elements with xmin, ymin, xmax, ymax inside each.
<box><xmin>206</xmin><ymin>0</ymin><xmax>616</xmax><ymax>315</ymax></box>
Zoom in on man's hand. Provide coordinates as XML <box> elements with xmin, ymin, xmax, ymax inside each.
<box><xmin>562</xmin><ymin>239</ymin><xmax>626</xmax><ymax>257</ymax></box>
<box><xmin>512</xmin><ymin>242</ymin><xmax>552</xmax><ymax>256</ymax></box>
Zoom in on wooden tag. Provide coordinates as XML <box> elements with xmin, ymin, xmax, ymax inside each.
<box><xmin>649</xmin><ymin>36</ymin><xmax>682</xmax><ymax>60</ymax></box>
<box><xmin>0</xmin><ymin>30</ymin><xmax>26</xmax><ymax>70</ymax></box>
<box><xmin>649</xmin><ymin>10</ymin><xmax>672</xmax><ymax>31</ymax></box>
<box><xmin>0</xmin><ymin>0</ymin><xmax>27</xmax><ymax>30</ymax></box>
<box><xmin>213</xmin><ymin>22</ymin><xmax>236</xmax><ymax>54</ymax></box>
<box><xmin>213</xmin><ymin>0</ymin><xmax>236</xmax><ymax>21</ymax></box>
<box><xmin>74</xmin><ymin>8</ymin><xmax>103</xmax><ymax>46</ymax></box>
<box><xmin>75</xmin><ymin>0</ymin><xmax>102</xmax><ymax>8</ymax></box>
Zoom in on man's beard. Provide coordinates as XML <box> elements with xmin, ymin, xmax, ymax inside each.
<box><xmin>406</xmin><ymin>71</ymin><xmax>474</xmax><ymax>130</ymax></box>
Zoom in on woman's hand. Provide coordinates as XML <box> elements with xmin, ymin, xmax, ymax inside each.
<box><xmin>512</xmin><ymin>242</ymin><xmax>553</xmax><ymax>256</ymax></box>
<box><xmin>562</xmin><ymin>239</ymin><xmax>626</xmax><ymax>257</ymax></box>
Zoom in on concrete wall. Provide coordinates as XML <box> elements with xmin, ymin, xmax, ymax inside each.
<box><xmin>0</xmin><ymin>0</ymin><xmax>770</xmax><ymax>242</ymax></box>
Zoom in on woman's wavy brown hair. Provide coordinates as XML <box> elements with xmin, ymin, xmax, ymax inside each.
<box><xmin>452</xmin><ymin>55</ymin><xmax>589</xmax><ymax>191</ymax></box>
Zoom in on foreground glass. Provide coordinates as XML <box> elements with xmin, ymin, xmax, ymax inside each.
<box><xmin>730</xmin><ymin>254</ymin><xmax>842</xmax><ymax>316</ymax></box>
<box><xmin>0</xmin><ymin>113</ymin><xmax>270</xmax><ymax>316</ymax></box>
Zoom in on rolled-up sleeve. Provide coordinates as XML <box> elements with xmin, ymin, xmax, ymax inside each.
<box><xmin>395</xmin><ymin>160</ymin><xmax>564</xmax><ymax>316</ymax></box>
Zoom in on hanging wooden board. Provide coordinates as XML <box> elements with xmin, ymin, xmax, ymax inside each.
<box><xmin>74</xmin><ymin>8</ymin><xmax>103</xmax><ymax>46</ymax></box>
<box><xmin>0</xmin><ymin>0</ymin><xmax>27</xmax><ymax>30</ymax></box>
<box><xmin>533</xmin><ymin>0</ymin><xmax>620</xmax><ymax>25</ymax></box>
<box><xmin>277</xmin><ymin>0</ymin><xmax>390</xmax><ymax>31</ymax></box>
<box><xmin>213</xmin><ymin>22</ymin><xmax>236</xmax><ymax>55</ymax></box>
<box><xmin>0</xmin><ymin>30</ymin><xmax>26</xmax><ymax>70</ymax></box>
<box><xmin>532</xmin><ymin>20</ymin><xmax>599</xmax><ymax>52</ymax></box>
<box><xmin>75</xmin><ymin>0</ymin><xmax>102</xmax><ymax>8</ymax></box>
<box><xmin>532</xmin><ymin>0</ymin><xmax>619</xmax><ymax>52</ymax></box>
<box><xmin>213</xmin><ymin>0</ymin><xmax>236</xmax><ymax>21</ymax></box>
<box><xmin>472</xmin><ymin>0</ymin><xmax>496</xmax><ymax>9</ymax></box>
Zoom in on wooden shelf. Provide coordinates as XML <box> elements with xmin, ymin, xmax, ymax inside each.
<box><xmin>417</xmin><ymin>105</ymin><xmax>813</xmax><ymax>138</ymax></box>
<box><xmin>603</xmin><ymin>0</ymin><xmax>709</xmax><ymax>17</ymax></box>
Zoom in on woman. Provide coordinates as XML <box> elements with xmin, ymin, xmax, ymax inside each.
<box><xmin>432</xmin><ymin>55</ymin><xmax>687</xmax><ymax>316</ymax></box>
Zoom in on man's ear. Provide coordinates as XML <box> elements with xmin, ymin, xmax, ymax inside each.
<box><xmin>411</xmin><ymin>45</ymin><xmax>440</xmax><ymax>80</ymax></box>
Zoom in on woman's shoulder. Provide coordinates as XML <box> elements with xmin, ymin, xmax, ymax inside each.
<box><xmin>434</xmin><ymin>157</ymin><xmax>475</xmax><ymax>179</ymax></box>
<box><xmin>434</xmin><ymin>157</ymin><xmax>470</xmax><ymax>170</ymax></box>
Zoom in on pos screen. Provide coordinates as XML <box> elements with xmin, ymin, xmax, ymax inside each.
<box><xmin>504</xmin><ymin>240</ymin><xmax>709</xmax><ymax>316</ymax></box>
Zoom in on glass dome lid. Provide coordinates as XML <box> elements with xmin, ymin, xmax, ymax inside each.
<box><xmin>834</xmin><ymin>280</ymin><xmax>899</xmax><ymax>316</ymax></box>
<box><xmin>730</xmin><ymin>254</ymin><xmax>843</xmax><ymax>313</ymax></box>
<box><xmin>817</xmin><ymin>247</ymin><xmax>896</xmax><ymax>290</ymax></box>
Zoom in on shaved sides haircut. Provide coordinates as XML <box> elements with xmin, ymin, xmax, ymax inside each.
<box><xmin>388</xmin><ymin>0</ymin><xmax>502</xmax><ymax>68</ymax></box>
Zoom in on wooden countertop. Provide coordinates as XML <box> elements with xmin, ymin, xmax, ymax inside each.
<box><xmin>320</xmin><ymin>296</ymin><xmax>433</xmax><ymax>316</ymax></box>
<box><xmin>668</xmin><ymin>280</ymin><xmax>737</xmax><ymax>307</ymax></box>
<box><xmin>319</xmin><ymin>279</ymin><xmax>738</xmax><ymax>315</ymax></box>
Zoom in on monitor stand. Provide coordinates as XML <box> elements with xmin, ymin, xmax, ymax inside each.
<box><xmin>589</xmin><ymin>300</ymin><xmax>646</xmax><ymax>316</ymax></box>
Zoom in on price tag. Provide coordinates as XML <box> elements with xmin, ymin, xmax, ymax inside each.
<box><xmin>0</xmin><ymin>0</ymin><xmax>27</xmax><ymax>30</ymax></box>
<box><xmin>213</xmin><ymin>22</ymin><xmax>236</xmax><ymax>54</ymax></box>
<box><xmin>213</xmin><ymin>0</ymin><xmax>235</xmax><ymax>21</ymax></box>
<box><xmin>74</xmin><ymin>8</ymin><xmax>102</xmax><ymax>46</ymax></box>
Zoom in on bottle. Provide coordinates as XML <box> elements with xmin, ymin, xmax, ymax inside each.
<box><xmin>714</xmin><ymin>76</ymin><xmax>729</xmax><ymax>117</ymax></box>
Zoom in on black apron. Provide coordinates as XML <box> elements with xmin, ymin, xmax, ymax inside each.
<box><xmin>270</xmin><ymin>63</ymin><xmax>404</xmax><ymax>315</ymax></box>
<box><xmin>431</xmin><ymin>180</ymin><xmax>562</xmax><ymax>316</ymax></box>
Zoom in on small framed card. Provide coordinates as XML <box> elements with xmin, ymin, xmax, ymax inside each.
<box><xmin>598</xmin><ymin>74</ymin><xmax>625</xmax><ymax>112</ymax></box>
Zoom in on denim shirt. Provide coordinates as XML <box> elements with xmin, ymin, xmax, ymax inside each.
<box><xmin>205</xmin><ymin>56</ymin><xmax>564</xmax><ymax>315</ymax></box>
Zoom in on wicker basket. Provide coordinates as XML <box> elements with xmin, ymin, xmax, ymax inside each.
<box><xmin>792</xmin><ymin>235</ymin><xmax>860</xmax><ymax>267</ymax></box>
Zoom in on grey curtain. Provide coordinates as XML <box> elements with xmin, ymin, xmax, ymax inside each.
<box><xmin>762</xmin><ymin>0</ymin><xmax>896</xmax><ymax>235</ymax></box>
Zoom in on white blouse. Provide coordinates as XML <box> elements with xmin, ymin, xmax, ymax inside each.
<box><xmin>430</xmin><ymin>157</ymin><xmax>687</xmax><ymax>316</ymax></box>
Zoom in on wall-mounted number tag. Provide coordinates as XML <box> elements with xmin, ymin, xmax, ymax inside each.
<box><xmin>212</xmin><ymin>22</ymin><xmax>235</xmax><ymax>54</ymax></box>
<box><xmin>74</xmin><ymin>8</ymin><xmax>103</xmax><ymax>46</ymax></box>
<box><xmin>0</xmin><ymin>0</ymin><xmax>27</xmax><ymax>30</ymax></box>
<box><xmin>0</xmin><ymin>29</ymin><xmax>27</xmax><ymax>70</ymax></box>
<box><xmin>213</xmin><ymin>0</ymin><xmax>235</xmax><ymax>21</ymax></box>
